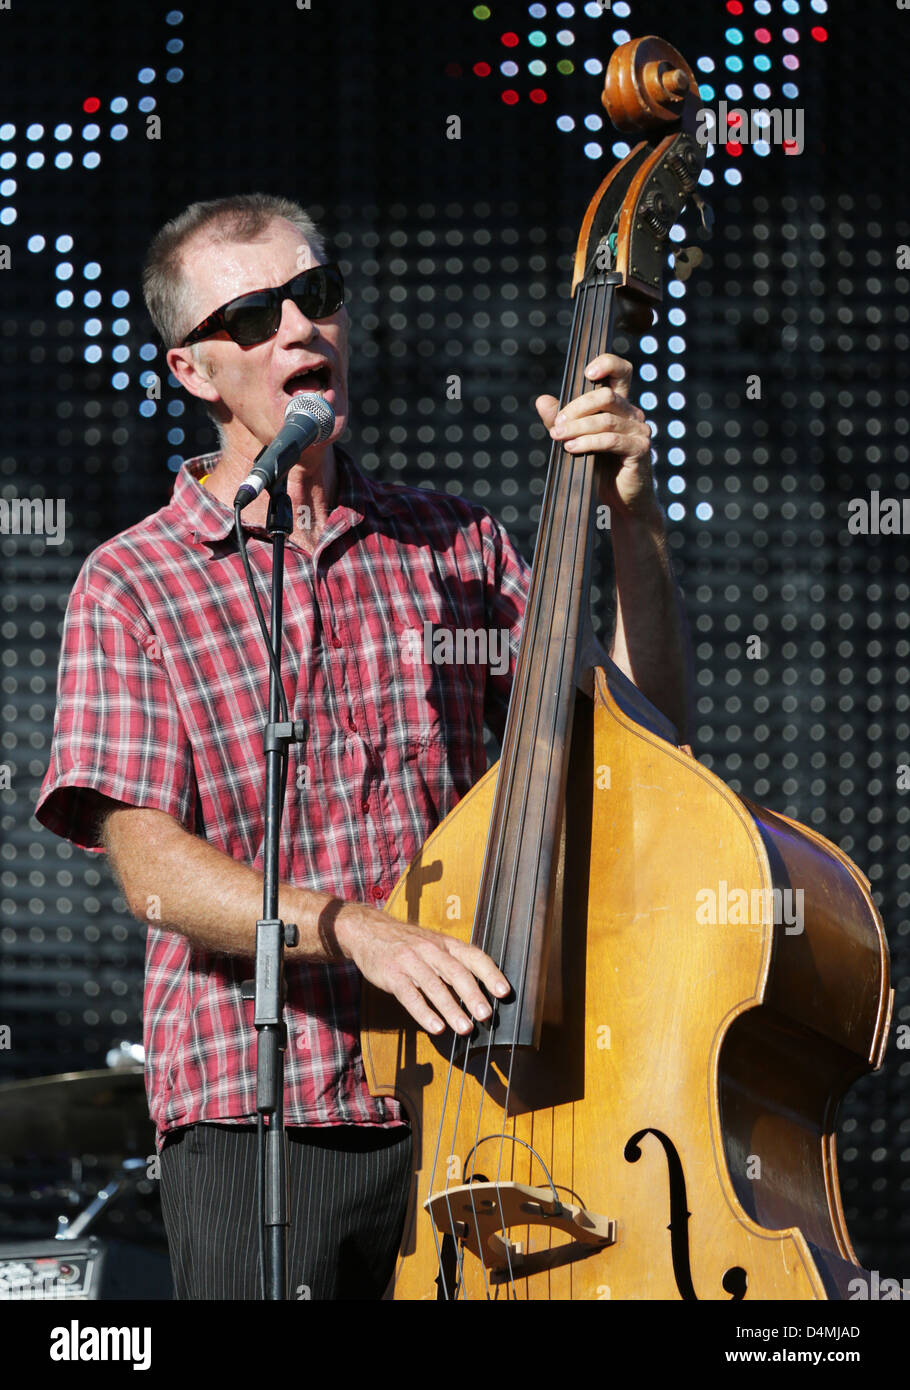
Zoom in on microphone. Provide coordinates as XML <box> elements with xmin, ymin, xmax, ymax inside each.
<box><xmin>232</xmin><ymin>393</ymin><xmax>336</xmax><ymax>509</ymax></box>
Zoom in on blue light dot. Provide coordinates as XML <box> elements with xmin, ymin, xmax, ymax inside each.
<box><xmin>82</xmin><ymin>124</ymin><xmax>100</xmax><ymax>141</ymax></box>
<box><xmin>165</xmin><ymin>9</ymin><xmax>183</xmax><ymax>23</ymax></box>
<box><xmin>139</xmin><ymin>344</ymin><xmax>158</xmax><ymax>361</ymax></box>
<box><xmin>112</xmin><ymin>344</ymin><xmax>130</xmax><ymax>362</ymax></box>
<box><xmin>84</xmin><ymin>344</ymin><xmax>102</xmax><ymax>363</ymax></box>
<box><xmin>529</xmin><ymin>3</ymin><xmax>547</xmax><ymax>16</ymax></box>
<box><xmin>725</xmin><ymin>28</ymin><xmax>743</xmax><ymax>44</ymax></box>
<box><xmin>139</xmin><ymin>97</ymin><xmax>157</xmax><ymax>112</ymax></box>
<box><xmin>113</xmin><ymin>289</ymin><xmax>130</xmax><ymax>307</ymax></box>
<box><xmin>699</xmin><ymin>84</ymin><xmax>715</xmax><ymax>102</ymax></box>
<box><xmin>112</xmin><ymin>318</ymin><xmax>130</xmax><ymax>336</ymax></box>
<box><xmin>782</xmin><ymin>83</ymin><xmax>799</xmax><ymax>99</ymax></box>
<box><xmin>112</xmin><ymin>371</ymin><xmax>130</xmax><ymax>390</ymax></box>
<box><xmin>55</xmin><ymin>262</ymin><xmax>73</xmax><ymax>281</ymax></box>
<box><xmin>166</xmin><ymin>68</ymin><xmax>184</xmax><ymax>83</ymax></box>
<box><xmin>584</xmin><ymin>0</ymin><xmax>601</xmax><ymax>11</ymax></box>
<box><xmin>167</xmin><ymin>456</ymin><xmax>183</xmax><ymax>472</ymax></box>
<box><xmin>639</xmin><ymin>364</ymin><xmax>657</xmax><ymax>381</ymax></box>
<box><xmin>56</xmin><ymin>290</ymin><xmax>74</xmax><ymax>308</ymax></box>
<box><xmin>697</xmin><ymin>56</ymin><xmax>715</xmax><ymax>72</ymax></box>
<box><xmin>556</xmin><ymin>30</ymin><xmax>575</xmax><ymax>46</ymax></box>
<box><xmin>83</xmin><ymin>152</ymin><xmax>101</xmax><ymax>169</ymax></box>
<box><xmin>696</xmin><ymin>502</ymin><xmax>713</xmax><ymax>520</ymax></box>
<box><xmin>140</xmin><ymin>400</ymin><xmax>157</xmax><ymax>417</ymax></box>
<box><xmin>501</xmin><ymin>61</ymin><xmax>519</xmax><ymax>76</ymax></box>
<box><xmin>139</xmin><ymin>67</ymin><xmax>156</xmax><ymax>84</ymax></box>
<box><xmin>583</xmin><ymin>142</ymin><xmax>602</xmax><ymax>160</ymax></box>
<box><xmin>84</xmin><ymin>318</ymin><xmax>102</xmax><ymax>336</ymax></box>
<box><xmin>167</xmin><ymin>400</ymin><xmax>185</xmax><ymax>416</ymax></box>
<box><xmin>1</xmin><ymin>206</ymin><xmax>17</xmax><ymax>225</ymax></box>
<box><xmin>612</xmin><ymin>0</ymin><xmax>630</xmax><ymax>13</ymax></box>
<box><xmin>168</xmin><ymin>428</ymin><xmax>185</xmax><ymax>445</ymax></box>
<box><xmin>0</xmin><ymin>153</ymin><xmax>15</xmax><ymax>168</ymax></box>
<box><xmin>26</xmin><ymin>123</ymin><xmax>44</xmax><ymax>140</ymax></box>
<box><xmin>667</xmin><ymin>502</ymin><xmax>685</xmax><ymax>521</ymax></box>
<box><xmin>754</xmin><ymin>141</ymin><xmax>770</xmax><ymax>157</ymax></box>
<box><xmin>110</xmin><ymin>97</ymin><xmax>129</xmax><ymax>113</ymax></box>
<box><xmin>754</xmin><ymin>83</ymin><xmax>771</xmax><ymax>99</ymax></box>
<box><xmin>83</xmin><ymin>262</ymin><xmax>101</xmax><ymax>280</ymax></box>
<box><xmin>724</xmin><ymin>168</ymin><xmax>743</xmax><ymax>186</ymax></box>
<box><xmin>0</xmin><ymin>178</ymin><xmax>15</xmax><ymax>196</ymax></box>
<box><xmin>583</xmin><ymin>58</ymin><xmax>603</xmax><ymax>75</ymax></box>
<box><xmin>668</xmin><ymin>335</ymin><xmax>686</xmax><ymax>354</ymax></box>
<box><xmin>110</xmin><ymin>124</ymin><xmax>129</xmax><ymax>141</ymax></box>
<box><xmin>755</xmin><ymin>0</ymin><xmax>772</xmax><ymax>11</ymax></box>
<box><xmin>668</xmin><ymin>476</ymin><xmax>685</xmax><ymax>493</ymax></box>
<box><xmin>810</xmin><ymin>0</ymin><xmax>828</xmax><ymax>10</ymax></box>
<box><xmin>640</xmin><ymin>336</ymin><xmax>658</xmax><ymax>355</ymax></box>
<box><xmin>54</xmin><ymin>123</ymin><xmax>72</xmax><ymax>141</ymax></box>
<box><xmin>668</xmin><ymin>448</ymin><xmax>686</xmax><ymax>466</ymax></box>
<box><xmin>611</xmin><ymin>140</ymin><xmax>631</xmax><ymax>158</ymax></box>
<box><xmin>782</xmin><ymin>0</ymin><xmax>800</xmax><ymax>12</ymax></box>
<box><xmin>0</xmin><ymin>124</ymin><xmax>15</xmax><ymax>141</ymax></box>
<box><xmin>754</xmin><ymin>55</ymin><xmax>771</xmax><ymax>71</ymax></box>
<box><xmin>166</xmin><ymin>38</ymin><xmax>183</xmax><ymax>53</ymax></box>
<box><xmin>529</xmin><ymin>59</ymin><xmax>547</xmax><ymax>75</ymax></box>
<box><xmin>584</xmin><ymin>113</ymin><xmax>602</xmax><ymax>130</ymax></box>
<box><xmin>26</xmin><ymin>152</ymin><xmax>45</xmax><ymax>169</ymax></box>
<box><xmin>698</xmin><ymin>168</ymin><xmax>715</xmax><ymax>186</ymax></box>
<box><xmin>83</xmin><ymin>290</ymin><xmax>101</xmax><ymax>307</ymax></box>
<box><xmin>529</xmin><ymin>30</ymin><xmax>547</xmax><ymax>47</ymax></box>
<box><xmin>556</xmin><ymin>115</ymin><xmax>575</xmax><ymax>131</ymax></box>
<box><xmin>611</xmin><ymin>30</ymin><xmax>631</xmax><ymax>45</ymax></box>
<box><xmin>139</xmin><ymin>371</ymin><xmax>158</xmax><ymax>388</ymax></box>
<box><xmin>55</xmin><ymin>152</ymin><xmax>73</xmax><ymax>170</ymax></box>
<box><xmin>27</xmin><ymin>234</ymin><xmax>45</xmax><ymax>253</ymax></box>
<box><xmin>556</xmin><ymin>2</ymin><xmax>575</xmax><ymax>14</ymax></box>
<box><xmin>725</xmin><ymin>56</ymin><xmax>743</xmax><ymax>72</ymax></box>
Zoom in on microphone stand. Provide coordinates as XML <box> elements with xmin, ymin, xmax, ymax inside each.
<box><xmin>240</xmin><ymin>474</ymin><xmax>308</xmax><ymax>1300</ymax></box>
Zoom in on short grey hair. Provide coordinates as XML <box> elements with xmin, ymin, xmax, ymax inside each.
<box><xmin>142</xmin><ymin>193</ymin><xmax>327</xmax><ymax>350</ymax></box>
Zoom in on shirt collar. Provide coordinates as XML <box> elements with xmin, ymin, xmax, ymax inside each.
<box><xmin>170</xmin><ymin>445</ymin><xmax>399</xmax><ymax>548</ymax></box>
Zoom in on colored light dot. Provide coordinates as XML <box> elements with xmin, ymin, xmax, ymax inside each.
<box><xmin>530</xmin><ymin>89</ymin><xmax>547</xmax><ymax>104</ymax></box>
<box><xmin>501</xmin><ymin>61</ymin><xmax>519</xmax><ymax>76</ymax></box>
<box><xmin>783</xmin><ymin>54</ymin><xmax>800</xmax><ymax>70</ymax></box>
<box><xmin>83</xmin><ymin>97</ymin><xmax>100</xmax><ymax>113</ymax></box>
<box><xmin>112</xmin><ymin>289</ymin><xmax>130</xmax><ymax>307</ymax></box>
<box><xmin>110</xmin><ymin>124</ymin><xmax>129</xmax><ymax>140</ymax></box>
<box><xmin>782</xmin><ymin>82</ymin><xmax>799</xmax><ymax>98</ymax></box>
<box><xmin>473</xmin><ymin>3</ymin><xmax>491</xmax><ymax>16</ymax></box>
<box><xmin>530</xmin><ymin>2</ymin><xmax>547</xmax><ymax>14</ymax></box>
<box><xmin>783</xmin><ymin>0</ymin><xmax>799</xmax><ymax>10</ymax></box>
<box><xmin>473</xmin><ymin>61</ymin><xmax>491</xmax><ymax>76</ymax></box>
<box><xmin>783</xmin><ymin>27</ymin><xmax>799</xmax><ymax>42</ymax></box>
<box><xmin>811</xmin><ymin>0</ymin><xmax>828</xmax><ymax>10</ymax></box>
<box><xmin>111</xmin><ymin>97</ymin><xmax>129</xmax><ymax>113</ymax></box>
<box><xmin>783</xmin><ymin>140</ymin><xmax>800</xmax><ymax>155</ymax></box>
<box><xmin>529</xmin><ymin>30</ymin><xmax>546</xmax><ymax>46</ymax></box>
<box><xmin>557</xmin><ymin>59</ymin><xmax>574</xmax><ymax>73</ymax></box>
<box><xmin>138</xmin><ymin>68</ymin><xmax>156</xmax><ymax>83</ymax></box>
<box><xmin>811</xmin><ymin>26</ymin><xmax>828</xmax><ymax>40</ymax></box>
<box><xmin>697</xmin><ymin>56</ymin><xmax>715</xmax><ymax>71</ymax></box>
<box><xmin>139</xmin><ymin>344</ymin><xmax>157</xmax><ymax>361</ymax></box>
<box><xmin>165</xmin><ymin>9</ymin><xmax>183</xmax><ymax>23</ymax></box>
<box><xmin>726</xmin><ymin>142</ymin><xmax>743</xmax><ymax>156</ymax></box>
<box><xmin>754</xmin><ymin>82</ymin><xmax>771</xmax><ymax>98</ymax></box>
<box><xmin>529</xmin><ymin>59</ymin><xmax>546</xmax><ymax>75</ymax></box>
<box><xmin>754</xmin><ymin>55</ymin><xmax>771</xmax><ymax>71</ymax></box>
<box><xmin>699</xmin><ymin>85</ymin><xmax>715</xmax><ymax>101</ymax></box>
<box><xmin>112</xmin><ymin>345</ymin><xmax>130</xmax><ymax>362</ymax></box>
<box><xmin>726</xmin><ymin>0</ymin><xmax>743</xmax><ymax>10</ymax></box>
<box><xmin>556</xmin><ymin>2</ymin><xmax>575</xmax><ymax>14</ymax></box>
<box><xmin>167</xmin><ymin>428</ymin><xmax>184</xmax><ymax>445</ymax></box>
<box><xmin>27</xmin><ymin>235</ymin><xmax>45</xmax><ymax>252</ymax></box>
<box><xmin>140</xmin><ymin>401</ymin><xmax>156</xmax><ymax>418</ymax></box>
<box><xmin>755</xmin><ymin>28</ymin><xmax>771</xmax><ymax>42</ymax></box>
<box><xmin>83</xmin><ymin>152</ymin><xmax>101</xmax><ymax>168</ymax></box>
<box><xmin>112</xmin><ymin>371</ymin><xmax>130</xmax><ymax>390</ymax></box>
<box><xmin>139</xmin><ymin>97</ymin><xmax>156</xmax><ymax>112</ymax></box>
<box><xmin>725</xmin><ymin>28</ymin><xmax>743</xmax><ymax>43</ymax></box>
<box><xmin>166</xmin><ymin>68</ymin><xmax>184</xmax><ymax>83</ymax></box>
<box><xmin>501</xmin><ymin>32</ymin><xmax>519</xmax><ymax>47</ymax></box>
<box><xmin>166</xmin><ymin>39</ymin><xmax>183</xmax><ymax>53</ymax></box>
<box><xmin>754</xmin><ymin>141</ymin><xmax>770</xmax><ymax>157</ymax></box>
<box><xmin>502</xmin><ymin>89</ymin><xmax>519</xmax><ymax>104</ymax></box>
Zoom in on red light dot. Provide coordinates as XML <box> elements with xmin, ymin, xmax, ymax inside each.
<box><xmin>783</xmin><ymin>140</ymin><xmax>800</xmax><ymax>155</ymax></box>
<box><xmin>529</xmin><ymin>88</ymin><xmax>547</xmax><ymax>104</ymax></box>
<box><xmin>473</xmin><ymin>61</ymin><xmax>491</xmax><ymax>76</ymax></box>
<box><xmin>725</xmin><ymin>142</ymin><xmax>743</xmax><ymax>157</ymax></box>
<box><xmin>83</xmin><ymin>97</ymin><xmax>100</xmax><ymax>113</ymax></box>
<box><xmin>755</xmin><ymin>28</ymin><xmax>771</xmax><ymax>43</ymax></box>
<box><xmin>811</xmin><ymin>26</ymin><xmax>828</xmax><ymax>41</ymax></box>
<box><xmin>726</xmin><ymin>0</ymin><xmax>743</xmax><ymax>11</ymax></box>
<box><xmin>501</xmin><ymin>31</ymin><xmax>519</xmax><ymax>48</ymax></box>
<box><xmin>502</xmin><ymin>89</ymin><xmax>519</xmax><ymax>105</ymax></box>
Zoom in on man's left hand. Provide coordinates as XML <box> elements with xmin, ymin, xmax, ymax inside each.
<box><xmin>535</xmin><ymin>353</ymin><xmax>657</xmax><ymax>521</ymax></box>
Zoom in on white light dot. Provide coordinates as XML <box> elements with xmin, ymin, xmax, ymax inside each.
<box><xmin>56</xmin><ymin>290</ymin><xmax>74</xmax><ymax>308</ymax></box>
<box><xmin>113</xmin><ymin>318</ymin><xmax>130</xmax><ymax>336</ymax></box>
<box><xmin>583</xmin><ymin>58</ymin><xmax>603</xmax><ymax>75</ymax></box>
<box><xmin>83</xmin><ymin>151</ymin><xmax>101</xmax><ymax>169</ymax></box>
<box><xmin>556</xmin><ymin>29</ymin><xmax>575</xmax><ymax>46</ymax></box>
<box><xmin>26</xmin><ymin>123</ymin><xmax>44</xmax><ymax>141</ymax></box>
<box><xmin>27</xmin><ymin>234</ymin><xmax>45</xmax><ymax>252</ymax></box>
<box><xmin>0</xmin><ymin>178</ymin><xmax>15</xmax><ymax>196</ymax></box>
<box><xmin>0</xmin><ymin>153</ymin><xmax>15</xmax><ymax>168</ymax></box>
<box><xmin>583</xmin><ymin>113</ymin><xmax>602</xmax><ymax>130</ymax></box>
<box><xmin>56</xmin><ymin>263</ymin><xmax>74</xmax><ymax>282</ymax></box>
<box><xmin>56</xmin><ymin>234</ymin><xmax>73</xmax><ymax>251</ymax></box>
<box><xmin>668</xmin><ymin>476</ymin><xmax>685</xmax><ymax>494</ymax></box>
<box><xmin>83</xmin><ymin>290</ymin><xmax>101</xmax><ymax>307</ymax></box>
<box><xmin>696</xmin><ymin>502</ymin><xmax>713</xmax><ymax>520</ymax></box>
<box><xmin>112</xmin><ymin>289</ymin><xmax>130</xmax><ymax>307</ymax></box>
<box><xmin>84</xmin><ymin>318</ymin><xmax>102</xmax><ymax>336</ymax></box>
<box><xmin>26</xmin><ymin>152</ymin><xmax>45</xmax><ymax>169</ymax></box>
<box><xmin>724</xmin><ymin>168</ymin><xmax>742</xmax><ymax>186</ymax></box>
<box><xmin>667</xmin><ymin>502</ymin><xmax>685</xmax><ymax>521</ymax></box>
<box><xmin>112</xmin><ymin>371</ymin><xmax>130</xmax><ymax>390</ymax></box>
<box><xmin>583</xmin><ymin>141</ymin><xmax>602</xmax><ymax>160</ymax></box>
<box><xmin>0</xmin><ymin>206</ymin><xmax>17</xmax><ymax>225</ymax></box>
<box><xmin>697</xmin><ymin>56</ymin><xmax>715</xmax><ymax>72</ymax></box>
<box><xmin>82</xmin><ymin>124</ymin><xmax>100</xmax><ymax>141</ymax></box>
<box><xmin>54</xmin><ymin>123</ymin><xmax>72</xmax><ymax>141</ymax></box>
<box><xmin>83</xmin><ymin>262</ymin><xmax>101</xmax><ymax>280</ymax></box>
<box><xmin>110</xmin><ymin>97</ymin><xmax>129</xmax><ymax>113</ymax></box>
<box><xmin>556</xmin><ymin>115</ymin><xmax>576</xmax><ymax>132</ymax></box>
<box><xmin>0</xmin><ymin>124</ymin><xmax>16</xmax><ymax>141</ymax></box>
<box><xmin>84</xmin><ymin>345</ymin><xmax>102</xmax><ymax>363</ymax></box>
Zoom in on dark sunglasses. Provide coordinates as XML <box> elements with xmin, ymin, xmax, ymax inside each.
<box><xmin>181</xmin><ymin>263</ymin><xmax>345</xmax><ymax>348</ymax></box>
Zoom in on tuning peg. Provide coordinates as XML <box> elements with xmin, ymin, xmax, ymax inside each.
<box><xmin>692</xmin><ymin>192</ymin><xmax>715</xmax><ymax>238</ymax></box>
<box><xmin>672</xmin><ymin>246</ymin><xmax>704</xmax><ymax>281</ymax></box>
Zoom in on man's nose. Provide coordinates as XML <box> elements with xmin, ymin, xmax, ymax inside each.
<box><xmin>276</xmin><ymin>294</ymin><xmax>316</xmax><ymax>340</ymax></box>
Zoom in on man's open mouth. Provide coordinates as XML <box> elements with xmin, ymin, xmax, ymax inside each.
<box><xmin>284</xmin><ymin>365</ymin><xmax>331</xmax><ymax>395</ymax></box>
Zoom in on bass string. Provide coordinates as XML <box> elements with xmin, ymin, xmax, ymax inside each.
<box><xmin>429</xmin><ymin>269</ymin><xmax>617</xmax><ymax>1296</ymax></box>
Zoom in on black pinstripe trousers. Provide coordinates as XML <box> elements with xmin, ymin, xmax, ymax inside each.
<box><xmin>159</xmin><ymin>1122</ymin><xmax>412</xmax><ymax>1300</ymax></box>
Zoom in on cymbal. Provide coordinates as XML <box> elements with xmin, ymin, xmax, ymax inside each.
<box><xmin>0</xmin><ymin>1067</ymin><xmax>154</xmax><ymax>1159</ymax></box>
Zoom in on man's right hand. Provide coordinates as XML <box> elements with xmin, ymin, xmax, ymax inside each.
<box><xmin>331</xmin><ymin>903</ymin><xmax>510</xmax><ymax>1037</ymax></box>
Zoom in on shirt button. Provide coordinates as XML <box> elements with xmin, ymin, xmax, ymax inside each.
<box><xmin>331</xmin><ymin>633</ymin><xmax>342</xmax><ymax>648</ymax></box>
<box><xmin>348</xmin><ymin>715</ymin><xmax>357</xmax><ymax>732</ymax></box>
<box><xmin>371</xmin><ymin>886</ymin><xmax>384</xmax><ymax>903</ymax></box>
<box><xmin>361</xmin><ymin>800</ymin><xmax>370</xmax><ymax>815</ymax></box>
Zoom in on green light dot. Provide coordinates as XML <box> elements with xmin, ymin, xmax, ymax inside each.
<box><xmin>557</xmin><ymin>59</ymin><xmax>574</xmax><ymax>74</ymax></box>
<box><xmin>529</xmin><ymin>59</ymin><xmax>547</xmax><ymax>75</ymax></box>
<box><xmin>473</xmin><ymin>4</ymin><xmax>491</xmax><ymax>18</ymax></box>
<box><xmin>529</xmin><ymin>30</ymin><xmax>546</xmax><ymax>46</ymax></box>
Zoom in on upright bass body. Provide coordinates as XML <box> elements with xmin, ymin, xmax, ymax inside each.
<box><xmin>362</xmin><ymin>671</ymin><xmax>890</xmax><ymax>1300</ymax></box>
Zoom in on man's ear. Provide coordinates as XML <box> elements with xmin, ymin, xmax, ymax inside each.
<box><xmin>166</xmin><ymin>345</ymin><xmax>221</xmax><ymax>404</ymax></box>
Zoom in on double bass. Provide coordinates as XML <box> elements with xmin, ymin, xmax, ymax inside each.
<box><xmin>361</xmin><ymin>36</ymin><xmax>892</xmax><ymax>1300</ymax></box>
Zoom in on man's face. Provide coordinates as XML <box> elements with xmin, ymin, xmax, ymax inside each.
<box><xmin>169</xmin><ymin>218</ymin><xmax>349</xmax><ymax>463</ymax></box>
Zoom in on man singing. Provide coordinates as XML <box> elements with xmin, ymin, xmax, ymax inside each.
<box><xmin>36</xmin><ymin>193</ymin><xmax>690</xmax><ymax>1298</ymax></box>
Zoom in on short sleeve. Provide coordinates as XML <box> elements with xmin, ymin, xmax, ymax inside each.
<box><xmin>481</xmin><ymin>513</ymin><xmax>531</xmax><ymax>746</ymax></box>
<box><xmin>35</xmin><ymin>591</ymin><xmax>197</xmax><ymax>851</ymax></box>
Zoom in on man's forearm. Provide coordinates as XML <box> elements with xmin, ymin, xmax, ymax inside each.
<box><xmin>607</xmin><ymin>501</ymin><xmax>693</xmax><ymax>741</ymax></box>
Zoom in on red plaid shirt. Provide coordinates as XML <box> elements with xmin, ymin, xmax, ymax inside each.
<box><xmin>36</xmin><ymin>449</ymin><xmax>529</xmax><ymax>1146</ymax></box>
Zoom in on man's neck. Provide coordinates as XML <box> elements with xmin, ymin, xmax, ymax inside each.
<box><xmin>202</xmin><ymin>438</ymin><xmax>339</xmax><ymax>553</ymax></box>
